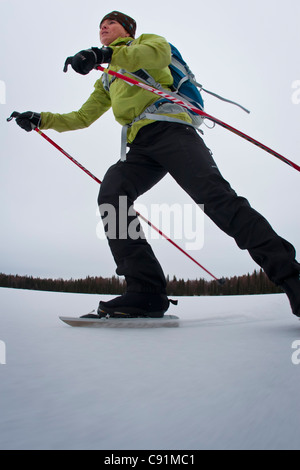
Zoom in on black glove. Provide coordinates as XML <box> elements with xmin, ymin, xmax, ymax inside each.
<box><xmin>15</xmin><ymin>111</ymin><xmax>41</xmax><ymax>132</ymax></box>
<box><xmin>63</xmin><ymin>47</ymin><xmax>112</xmax><ymax>75</ymax></box>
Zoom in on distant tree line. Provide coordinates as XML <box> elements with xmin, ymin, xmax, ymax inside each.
<box><xmin>166</xmin><ymin>270</ymin><xmax>283</xmax><ymax>296</ymax></box>
<box><xmin>0</xmin><ymin>269</ymin><xmax>283</xmax><ymax>296</ymax></box>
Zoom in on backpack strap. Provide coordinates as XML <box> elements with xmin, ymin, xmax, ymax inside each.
<box><xmin>120</xmin><ymin>101</ymin><xmax>202</xmax><ymax>161</ymax></box>
<box><xmin>169</xmin><ymin>56</ymin><xmax>193</xmax><ymax>91</ymax></box>
<box><xmin>101</xmin><ymin>68</ymin><xmax>130</xmax><ymax>91</ymax></box>
<box><xmin>197</xmin><ymin>83</ymin><xmax>250</xmax><ymax>114</ymax></box>
<box><xmin>101</xmin><ymin>40</ymin><xmax>134</xmax><ymax>91</ymax></box>
<box><xmin>101</xmin><ymin>72</ymin><xmax>110</xmax><ymax>92</ymax></box>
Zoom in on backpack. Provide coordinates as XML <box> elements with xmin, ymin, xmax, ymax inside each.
<box><xmin>164</xmin><ymin>43</ymin><xmax>204</xmax><ymax>114</ymax></box>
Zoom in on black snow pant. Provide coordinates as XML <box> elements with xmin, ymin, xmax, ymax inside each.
<box><xmin>98</xmin><ymin>122</ymin><xmax>299</xmax><ymax>294</ymax></box>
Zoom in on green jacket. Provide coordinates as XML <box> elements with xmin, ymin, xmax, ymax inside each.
<box><xmin>40</xmin><ymin>34</ymin><xmax>192</xmax><ymax>143</ymax></box>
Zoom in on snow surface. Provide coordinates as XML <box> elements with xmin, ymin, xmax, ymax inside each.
<box><xmin>0</xmin><ymin>287</ymin><xmax>299</xmax><ymax>450</ymax></box>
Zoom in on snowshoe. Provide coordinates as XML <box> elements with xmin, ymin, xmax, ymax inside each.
<box><xmin>96</xmin><ymin>292</ymin><xmax>177</xmax><ymax>318</ymax></box>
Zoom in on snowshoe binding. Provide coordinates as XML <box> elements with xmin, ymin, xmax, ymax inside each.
<box><xmin>83</xmin><ymin>292</ymin><xmax>178</xmax><ymax>319</ymax></box>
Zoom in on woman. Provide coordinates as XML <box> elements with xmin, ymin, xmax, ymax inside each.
<box><xmin>15</xmin><ymin>11</ymin><xmax>300</xmax><ymax>319</ymax></box>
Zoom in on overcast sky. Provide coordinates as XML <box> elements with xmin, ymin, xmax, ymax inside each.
<box><xmin>1</xmin><ymin>0</ymin><xmax>300</xmax><ymax>283</ymax></box>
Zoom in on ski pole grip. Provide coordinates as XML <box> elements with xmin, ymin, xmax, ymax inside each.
<box><xmin>7</xmin><ymin>111</ymin><xmax>21</xmax><ymax>122</ymax></box>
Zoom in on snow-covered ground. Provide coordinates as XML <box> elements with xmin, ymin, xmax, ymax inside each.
<box><xmin>0</xmin><ymin>287</ymin><xmax>299</xmax><ymax>450</ymax></box>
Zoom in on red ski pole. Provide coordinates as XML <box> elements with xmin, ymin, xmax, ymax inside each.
<box><xmin>97</xmin><ymin>66</ymin><xmax>300</xmax><ymax>173</ymax></box>
<box><xmin>7</xmin><ymin>112</ymin><xmax>221</xmax><ymax>283</ymax></box>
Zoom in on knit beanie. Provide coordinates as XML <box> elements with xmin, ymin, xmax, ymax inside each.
<box><xmin>100</xmin><ymin>11</ymin><xmax>137</xmax><ymax>38</ymax></box>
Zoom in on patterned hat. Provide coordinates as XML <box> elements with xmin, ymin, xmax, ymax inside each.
<box><xmin>100</xmin><ymin>11</ymin><xmax>136</xmax><ymax>38</ymax></box>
